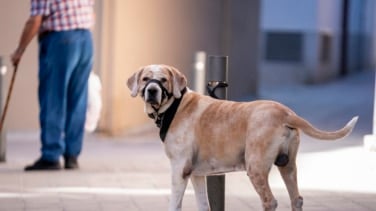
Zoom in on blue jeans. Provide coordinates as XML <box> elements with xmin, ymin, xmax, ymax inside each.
<box><xmin>38</xmin><ymin>30</ymin><xmax>93</xmax><ymax>162</ymax></box>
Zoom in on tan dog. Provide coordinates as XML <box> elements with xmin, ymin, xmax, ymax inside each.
<box><xmin>127</xmin><ymin>64</ymin><xmax>358</xmax><ymax>211</ymax></box>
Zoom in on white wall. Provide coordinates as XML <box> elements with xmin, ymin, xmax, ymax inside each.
<box><xmin>261</xmin><ymin>0</ymin><xmax>317</xmax><ymax>31</ymax></box>
<box><xmin>260</xmin><ymin>0</ymin><xmax>344</xmax><ymax>87</ymax></box>
<box><xmin>0</xmin><ymin>1</ymin><xmax>39</xmax><ymax>130</ymax></box>
<box><xmin>317</xmin><ymin>0</ymin><xmax>342</xmax><ymax>33</ymax></box>
<box><xmin>262</xmin><ymin>0</ymin><xmax>342</xmax><ymax>32</ymax></box>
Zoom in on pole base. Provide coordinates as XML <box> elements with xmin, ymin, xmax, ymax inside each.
<box><xmin>364</xmin><ymin>134</ymin><xmax>376</xmax><ymax>152</ymax></box>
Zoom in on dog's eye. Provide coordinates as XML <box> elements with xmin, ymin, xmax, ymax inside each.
<box><xmin>161</xmin><ymin>78</ymin><xmax>167</xmax><ymax>83</ymax></box>
<box><xmin>142</xmin><ymin>77</ymin><xmax>149</xmax><ymax>82</ymax></box>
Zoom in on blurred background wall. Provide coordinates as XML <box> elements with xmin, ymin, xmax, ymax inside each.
<box><xmin>0</xmin><ymin>0</ymin><xmax>374</xmax><ymax>136</ymax></box>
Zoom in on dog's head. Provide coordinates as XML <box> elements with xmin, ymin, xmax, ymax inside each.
<box><xmin>127</xmin><ymin>64</ymin><xmax>187</xmax><ymax>112</ymax></box>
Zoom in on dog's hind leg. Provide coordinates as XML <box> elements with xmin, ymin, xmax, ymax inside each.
<box><xmin>191</xmin><ymin>175</ymin><xmax>210</xmax><ymax>211</ymax></box>
<box><xmin>278</xmin><ymin>134</ymin><xmax>303</xmax><ymax>211</ymax></box>
<box><xmin>246</xmin><ymin>156</ymin><xmax>277</xmax><ymax>211</ymax></box>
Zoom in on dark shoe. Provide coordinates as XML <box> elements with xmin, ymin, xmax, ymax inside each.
<box><xmin>64</xmin><ymin>156</ymin><xmax>79</xmax><ymax>169</ymax></box>
<box><xmin>24</xmin><ymin>158</ymin><xmax>61</xmax><ymax>171</ymax></box>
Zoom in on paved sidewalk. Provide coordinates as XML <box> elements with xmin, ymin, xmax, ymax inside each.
<box><xmin>0</xmin><ymin>71</ymin><xmax>375</xmax><ymax>211</ymax></box>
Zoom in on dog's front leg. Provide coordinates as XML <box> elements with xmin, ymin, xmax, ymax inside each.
<box><xmin>169</xmin><ymin>165</ymin><xmax>189</xmax><ymax>211</ymax></box>
<box><xmin>191</xmin><ymin>175</ymin><xmax>210</xmax><ymax>211</ymax></box>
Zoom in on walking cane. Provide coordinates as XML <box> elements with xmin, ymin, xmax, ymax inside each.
<box><xmin>0</xmin><ymin>64</ymin><xmax>18</xmax><ymax>132</ymax></box>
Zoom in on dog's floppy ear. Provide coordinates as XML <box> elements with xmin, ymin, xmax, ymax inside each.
<box><xmin>169</xmin><ymin>66</ymin><xmax>187</xmax><ymax>98</ymax></box>
<box><xmin>127</xmin><ymin>67</ymin><xmax>144</xmax><ymax>97</ymax></box>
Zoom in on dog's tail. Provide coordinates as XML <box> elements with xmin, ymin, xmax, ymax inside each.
<box><xmin>286</xmin><ymin>115</ymin><xmax>358</xmax><ymax>140</ymax></box>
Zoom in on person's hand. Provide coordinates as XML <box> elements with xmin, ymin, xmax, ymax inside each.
<box><xmin>11</xmin><ymin>48</ymin><xmax>24</xmax><ymax>67</ymax></box>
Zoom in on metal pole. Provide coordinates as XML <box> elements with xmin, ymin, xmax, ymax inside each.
<box><xmin>364</xmin><ymin>71</ymin><xmax>376</xmax><ymax>151</ymax></box>
<box><xmin>206</xmin><ymin>55</ymin><xmax>228</xmax><ymax>211</ymax></box>
<box><xmin>0</xmin><ymin>57</ymin><xmax>6</xmax><ymax>162</ymax></box>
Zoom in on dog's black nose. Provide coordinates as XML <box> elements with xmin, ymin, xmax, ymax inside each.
<box><xmin>148</xmin><ymin>88</ymin><xmax>158</xmax><ymax>96</ymax></box>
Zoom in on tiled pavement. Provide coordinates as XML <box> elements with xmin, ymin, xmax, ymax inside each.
<box><xmin>0</xmin><ymin>70</ymin><xmax>375</xmax><ymax>210</ymax></box>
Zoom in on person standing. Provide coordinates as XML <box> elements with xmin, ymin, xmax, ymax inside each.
<box><xmin>11</xmin><ymin>0</ymin><xmax>95</xmax><ymax>170</ymax></box>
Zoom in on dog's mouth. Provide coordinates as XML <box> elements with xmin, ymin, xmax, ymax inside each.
<box><xmin>146</xmin><ymin>97</ymin><xmax>160</xmax><ymax>106</ymax></box>
<box><xmin>143</xmin><ymin>81</ymin><xmax>163</xmax><ymax>107</ymax></box>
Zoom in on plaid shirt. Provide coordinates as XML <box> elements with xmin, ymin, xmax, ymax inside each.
<box><xmin>30</xmin><ymin>0</ymin><xmax>94</xmax><ymax>32</ymax></box>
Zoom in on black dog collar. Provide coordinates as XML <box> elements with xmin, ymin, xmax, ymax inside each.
<box><xmin>148</xmin><ymin>87</ymin><xmax>187</xmax><ymax>142</ymax></box>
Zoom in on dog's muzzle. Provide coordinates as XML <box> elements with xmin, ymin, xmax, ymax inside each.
<box><xmin>142</xmin><ymin>79</ymin><xmax>172</xmax><ymax>106</ymax></box>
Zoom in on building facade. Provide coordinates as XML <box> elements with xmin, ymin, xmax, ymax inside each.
<box><xmin>260</xmin><ymin>0</ymin><xmax>376</xmax><ymax>88</ymax></box>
